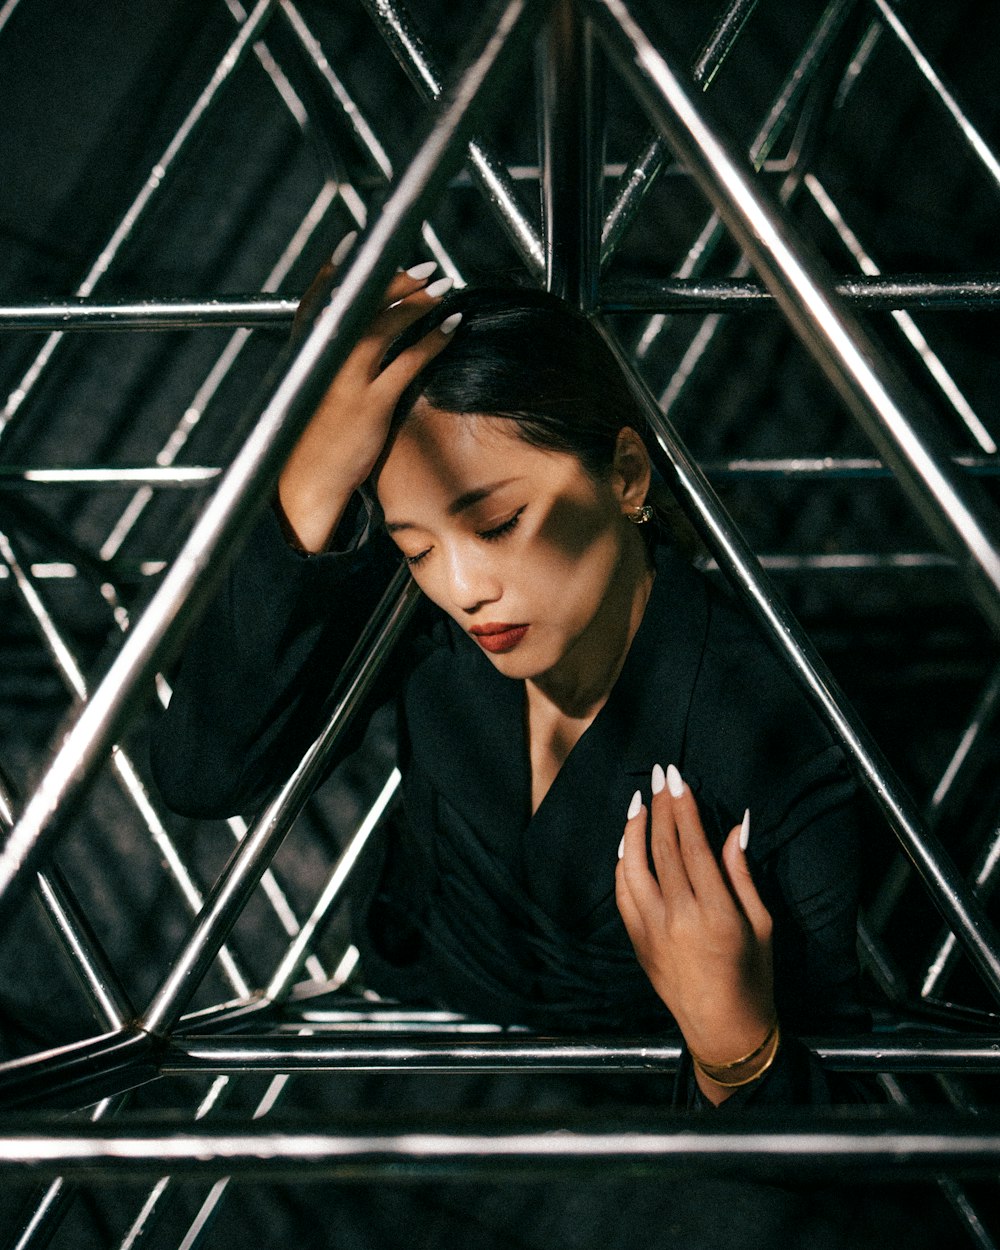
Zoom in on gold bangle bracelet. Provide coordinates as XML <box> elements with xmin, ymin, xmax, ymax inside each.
<box><xmin>691</xmin><ymin>1023</ymin><xmax>781</xmax><ymax>1089</ymax></box>
<box><xmin>688</xmin><ymin>1017</ymin><xmax>778</xmax><ymax>1078</ymax></box>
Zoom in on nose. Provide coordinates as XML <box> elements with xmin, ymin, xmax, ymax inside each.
<box><xmin>443</xmin><ymin>543</ymin><xmax>502</xmax><ymax>615</ymax></box>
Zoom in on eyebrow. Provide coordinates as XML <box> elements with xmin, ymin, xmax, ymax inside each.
<box><xmin>385</xmin><ymin>477</ymin><xmax>523</xmax><ymax>533</ymax></box>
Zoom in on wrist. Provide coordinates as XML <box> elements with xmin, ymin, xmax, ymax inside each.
<box><xmin>689</xmin><ymin>1018</ymin><xmax>781</xmax><ymax>1089</ymax></box>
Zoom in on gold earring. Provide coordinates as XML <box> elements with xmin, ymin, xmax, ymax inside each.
<box><xmin>626</xmin><ymin>504</ymin><xmax>653</xmax><ymax>525</ymax></box>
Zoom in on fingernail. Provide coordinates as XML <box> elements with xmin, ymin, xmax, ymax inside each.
<box><xmin>617</xmin><ymin>834</ymin><xmax>625</xmax><ymax>860</ymax></box>
<box><xmin>666</xmin><ymin>764</ymin><xmax>684</xmax><ymax>798</ymax></box>
<box><xmin>627</xmin><ymin>789</ymin><xmax>642</xmax><ymax>821</ymax></box>
<box><xmin>651</xmin><ymin>763</ymin><xmax>665</xmax><ymax>795</ymax></box>
<box><xmin>331</xmin><ymin>230</ymin><xmax>358</xmax><ymax>266</ymax></box>
<box><xmin>740</xmin><ymin>808</ymin><xmax>750</xmax><ymax>852</ymax></box>
<box><xmin>406</xmin><ymin>260</ymin><xmax>438</xmax><ymax>280</ymax></box>
<box><xmin>440</xmin><ymin>312</ymin><xmax>462</xmax><ymax>335</ymax></box>
<box><xmin>425</xmin><ymin>276</ymin><xmax>453</xmax><ymax>299</ymax></box>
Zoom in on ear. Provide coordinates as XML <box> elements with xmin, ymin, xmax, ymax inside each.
<box><xmin>611</xmin><ymin>426</ymin><xmax>652</xmax><ymax>513</ymax></box>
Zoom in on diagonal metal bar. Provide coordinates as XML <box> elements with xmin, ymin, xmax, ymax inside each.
<box><xmin>0</xmin><ymin>0</ymin><xmax>282</xmax><ymax>440</ymax></box>
<box><xmin>141</xmin><ymin>569</ymin><xmax>420</xmax><ymax>1036</ymax></box>
<box><xmin>0</xmin><ymin>529</ymin><xmax>250</xmax><ymax>998</ymax></box>
<box><xmin>595</xmin><ymin>321</ymin><xmax>1000</xmax><ymax>1002</ymax></box>
<box><xmin>590</xmin><ymin>0</ymin><xmax>1000</xmax><ymax>636</ymax></box>
<box><xmin>264</xmin><ymin>768</ymin><xmax>401</xmax><ymax>1002</ymax></box>
<box><xmin>691</xmin><ymin>0</ymin><xmax>760</xmax><ymax>88</ymax></box>
<box><xmin>361</xmin><ymin>0</ymin><xmax>544</xmax><ymax>277</ymax></box>
<box><xmin>0</xmin><ymin>0</ymin><xmax>545</xmax><ymax>922</ymax></box>
<box><xmin>870</xmin><ymin>0</ymin><xmax>1000</xmax><ymax>195</ymax></box>
<box><xmin>600</xmin><ymin>0</ymin><xmax>853</xmax><ymax>266</ymax></box>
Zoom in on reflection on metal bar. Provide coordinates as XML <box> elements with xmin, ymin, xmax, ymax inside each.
<box><xmin>0</xmin><ymin>529</ymin><xmax>250</xmax><ymax>998</ymax></box>
<box><xmin>877</xmin><ymin>1074</ymin><xmax>997</xmax><ymax>1250</ymax></box>
<box><xmin>601</xmin><ymin>273</ymin><xmax>1000</xmax><ymax>312</ymax></box>
<box><xmin>871</xmin><ymin>0</ymin><xmax>1000</xmax><ymax>194</ymax></box>
<box><xmin>6</xmin><ymin>1096</ymin><xmax>120</xmax><ymax>1250</ymax></box>
<box><xmin>806</xmin><ymin>174</ymin><xmax>997</xmax><ymax>455</ymax></box>
<box><xmin>0</xmin><ymin>0</ymin><xmax>23</xmax><ymax>37</ymax></box>
<box><xmin>115</xmin><ymin>1075</ymin><xmax>230</xmax><ymax>1250</ymax></box>
<box><xmin>0</xmin><ymin>1029</ymin><xmax>154</xmax><ymax>1113</ymax></box>
<box><xmin>700</xmin><ymin>455</ymin><xmax>1000</xmax><ymax>479</ymax></box>
<box><xmin>0</xmin><ymin>298</ymin><xmax>296</xmax><ymax>332</ymax></box>
<box><xmin>141</xmin><ymin>569</ymin><xmax>420</xmax><ymax>1035</ymax></box>
<box><xmin>922</xmin><ymin>821</ymin><xmax>1000</xmax><ymax>1000</ymax></box>
<box><xmin>362</xmin><ymin>0</ymin><xmax>544</xmax><ymax>276</ymax></box>
<box><xmin>591</xmin><ymin>0</ymin><xmax>1000</xmax><ymax>637</ymax></box>
<box><xmin>0</xmin><ymin>467</ymin><xmax>220</xmax><ymax>487</ymax></box>
<box><xmin>701</xmin><ymin>553</ymin><xmax>954</xmax><ymax>573</ymax></box>
<box><xmin>538</xmin><ymin>0</ymin><xmax>602</xmax><ymax>305</ymax></box>
<box><xmin>98</xmin><ymin>180</ymin><xmax>339</xmax><ymax>564</ymax></box>
<box><xmin>601</xmin><ymin>0</ymin><xmax>852</xmax><ymax>269</ymax></box>
<box><xmin>265</xmin><ymin>768</ymin><xmax>401</xmax><ymax>1001</ymax></box>
<box><xmin>928</xmin><ymin>664</ymin><xmax>1000</xmax><ymax>818</ymax></box>
<box><xmin>4</xmin><ymin>1112</ymin><xmax>1000</xmax><ymax>1180</ymax></box>
<box><xmin>165</xmin><ymin>1033</ymin><xmax>1000</xmax><ymax>1075</ymax></box>
<box><xmin>691</xmin><ymin>0</ymin><xmax>760</xmax><ymax>88</ymax></box>
<box><xmin>0</xmin><ymin>0</ymin><xmax>541</xmax><ymax>922</ymax></box>
<box><xmin>595</xmin><ymin>326</ymin><xmax>1000</xmax><ymax>1002</ymax></box>
<box><xmin>0</xmin><ymin>0</ymin><xmax>282</xmax><ymax>438</ymax></box>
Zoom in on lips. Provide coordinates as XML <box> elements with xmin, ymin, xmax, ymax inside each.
<box><xmin>469</xmin><ymin>623</ymin><xmax>529</xmax><ymax>654</ymax></box>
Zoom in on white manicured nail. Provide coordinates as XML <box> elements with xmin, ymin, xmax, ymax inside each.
<box><xmin>666</xmin><ymin>764</ymin><xmax>684</xmax><ymax>798</ymax></box>
<box><xmin>627</xmin><ymin>789</ymin><xmax>642</xmax><ymax>821</ymax></box>
<box><xmin>740</xmin><ymin>808</ymin><xmax>750</xmax><ymax>852</ymax></box>
<box><xmin>425</xmin><ymin>276</ymin><xmax>453</xmax><ymax>299</ymax></box>
<box><xmin>406</xmin><ymin>260</ymin><xmax>438</xmax><ymax>280</ymax></box>
<box><xmin>651</xmin><ymin>763</ymin><xmax>665</xmax><ymax>795</ymax></box>
<box><xmin>617</xmin><ymin>834</ymin><xmax>625</xmax><ymax>860</ymax></box>
<box><xmin>440</xmin><ymin>312</ymin><xmax>462</xmax><ymax>335</ymax></box>
<box><xmin>331</xmin><ymin>231</ymin><xmax>357</xmax><ymax>266</ymax></box>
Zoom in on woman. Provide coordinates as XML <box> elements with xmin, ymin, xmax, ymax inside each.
<box><xmin>152</xmin><ymin>263</ymin><xmax>866</xmax><ymax>1112</ymax></box>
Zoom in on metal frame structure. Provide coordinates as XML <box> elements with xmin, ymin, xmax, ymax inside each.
<box><xmin>1</xmin><ymin>0</ymin><xmax>999</xmax><ymax>1244</ymax></box>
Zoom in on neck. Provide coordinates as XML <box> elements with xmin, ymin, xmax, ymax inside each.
<box><xmin>527</xmin><ymin>531</ymin><xmax>654</xmax><ymax>721</ymax></box>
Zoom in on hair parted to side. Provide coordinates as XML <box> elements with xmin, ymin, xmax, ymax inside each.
<box><xmin>386</xmin><ymin>287</ymin><xmax>645</xmax><ymax>476</ymax></box>
<box><xmin>378</xmin><ymin>285</ymin><xmax>698</xmax><ymax>554</ymax></box>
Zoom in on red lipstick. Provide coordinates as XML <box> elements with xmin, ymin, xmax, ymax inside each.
<box><xmin>469</xmin><ymin>623</ymin><xmax>529</xmax><ymax>654</ymax></box>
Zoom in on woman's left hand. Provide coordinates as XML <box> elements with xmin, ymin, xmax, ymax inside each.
<box><xmin>615</xmin><ymin>765</ymin><xmax>775</xmax><ymax>1084</ymax></box>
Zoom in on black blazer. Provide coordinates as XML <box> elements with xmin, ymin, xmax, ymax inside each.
<box><xmin>152</xmin><ymin>503</ymin><xmax>867</xmax><ymax>1106</ymax></box>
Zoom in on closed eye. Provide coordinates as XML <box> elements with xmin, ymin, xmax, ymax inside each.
<box><xmin>478</xmin><ymin>506</ymin><xmax>525</xmax><ymax>542</ymax></box>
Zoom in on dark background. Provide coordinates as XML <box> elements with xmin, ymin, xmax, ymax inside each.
<box><xmin>0</xmin><ymin>0</ymin><xmax>999</xmax><ymax>1244</ymax></box>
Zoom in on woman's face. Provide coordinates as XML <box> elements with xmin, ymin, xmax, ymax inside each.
<box><xmin>374</xmin><ymin>401</ymin><xmax>649</xmax><ymax>684</ymax></box>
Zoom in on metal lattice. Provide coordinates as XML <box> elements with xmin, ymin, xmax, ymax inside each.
<box><xmin>1</xmin><ymin>0</ymin><xmax>1000</xmax><ymax>1244</ymax></box>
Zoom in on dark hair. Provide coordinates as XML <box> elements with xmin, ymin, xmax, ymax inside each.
<box><xmin>386</xmin><ymin>286</ymin><xmax>647</xmax><ymax>480</ymax></box>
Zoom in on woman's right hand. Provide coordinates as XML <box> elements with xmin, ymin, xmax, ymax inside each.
<box><xmin>278</xmin><ymin>246</ymin><xmax>459</xmax><ymax>553</ymax></box>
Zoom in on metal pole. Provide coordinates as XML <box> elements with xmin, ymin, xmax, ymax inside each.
<box><xmin>141</xmin><ymin>571</ymin><xmax>420</xmax><ymax>1035</ymax></box>
<box><xmin>590</xmin><ymin>0</ymin><xmax>1000</xmax><ymax>634</ymax></box>
<box><xmin>164</xmin><ymin>1033</ymin><xmax>1000</xmax><ymax>1075</ymax></box>
<box><xmin>4</xmin><ymin>1113</ymin><xmax>1000</xmax><ymax>1180</ymax></box>
<box><xmin>698</xmin><ymin>455</ymin><xmax>1000</xmax><ymax>480</ymax></box>
<box><xmin>0</xmin><ymin>0</ymin><xmax>283</xmax><ymax>439</ymax></box>
<box><xmin>0</xmin><ymin>0</ymin><xmax>545</xmax><ymax>922</ymax></box>
<box><xmin>0</xmin><ymin>298</ymin><xmax>295</xmax><ymax>332</ymax></box>
<box><xmin>600</xmin><ymin>273</ymin><xmax>1000</xmax><ymax>313</ymax></box>
<box><xmin>537</xmin><ymin>0</ymin><xmax>602</xmax><ymax>306</ymax></box>
<box><xmin>361</xmin><ymin>0</ymin><xmax>545</xmax><ymax>278</ymax></box>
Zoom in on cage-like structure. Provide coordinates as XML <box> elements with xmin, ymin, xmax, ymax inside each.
<box><xmin>1</xmin><ymin>0</ymin><xmax>1000</xmax><ymax>1245</ymax></box>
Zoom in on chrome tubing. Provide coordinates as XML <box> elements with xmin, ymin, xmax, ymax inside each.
<box><xmin>590</xmin><ymin>0</ymin><xmax>1000</xmax><ymax>634</ymax></box>
<box><xmin>691</xmin><ymin>0</ymin><xmax>760</xmax><ymax>89</ymax></box>
<box><xmin>141</xmin><ymin>570</ymin><xmax>420</xmax><ymax>1036</ymax></box>
<box><xmin>0</xmin><ymin>467</ymin><xmax>220</xmax><ymax>487</ymax></box>
<box><xmin>600</xmin><ymin>273</ymin><xmax>1000</xmax><ymax>312</ymax></box>
<box><xmin>537</xmin><ymin>0</ymin><xmax>602</xmax><ymax>305</ymax></box>
<box><xmin>3</xmin><ymin>1112</ymin><xmax>1000</xmax><ymax>1180</ymax></box>
<box><xmin>0</xmin><ymin>298</ymin><xmax>296</xmax><ymax>332</ymax></box>
<box><xmin>595</xmin><ymin>326</ymin><xmax>1000</xmax><ymax>1002</ymax></box>
<box><xmin>363</xmin><ymin>0</ymin><xmax>545</xmax><ymax>277</ymax></box>
<box><xmin>0</xmin><ymin>0</ymin><xmax>283</xmax><ymax>439</ymax></box>
<box><xmin>0</xmin><ymin>0</ymin><xmax>545</xmax><ymax>922</ymax></box>
<box><xmin>698</xmin><ymin>456</ymin><xmax>1000</xmax><ymax>480</ymax></box>
<box><xmin>165</xmin><ymin>1033</ymin><xmax>1000</xmax><ymax>1075</ymax></box>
